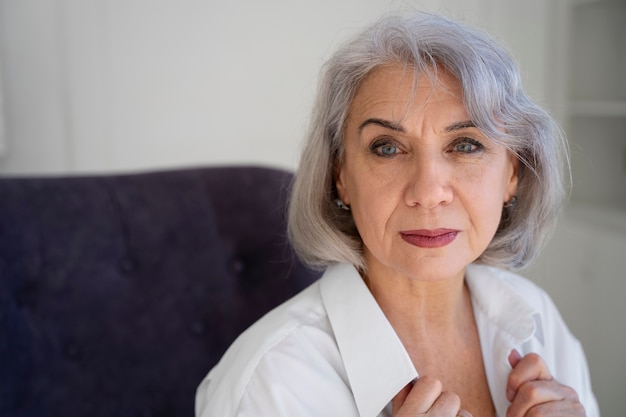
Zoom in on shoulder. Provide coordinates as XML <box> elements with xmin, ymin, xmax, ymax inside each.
<box><xmin>467</xmin><ymin>264</ymin><xmax>581</xmax><ymax>368</ymax></box>
<box><xmin>195</xmin><ymin>279</ymin><xmax>341</xmax><ymax>416</ymax></box>
<box><xmin>468</xmin><ymin>265</ymin><xmax>599</xmax><ymax>416</ymax></box>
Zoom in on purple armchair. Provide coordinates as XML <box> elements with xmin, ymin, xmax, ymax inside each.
<box><xmin>0</xmin><ymin>166</ymin><xmax>321</xmax><ymax>416</ymax></box>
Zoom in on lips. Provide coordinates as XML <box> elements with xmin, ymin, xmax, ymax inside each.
<box><xmin>400</xmin><ymin>229</ymin><xmax>459</xmax><ymax>248</ymax></box>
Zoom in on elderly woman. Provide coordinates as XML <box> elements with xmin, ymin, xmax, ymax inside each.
<box><xmin>195</xmin><ymin>12</ymin><xmax>599</xmax><ymax>417</ymax></box>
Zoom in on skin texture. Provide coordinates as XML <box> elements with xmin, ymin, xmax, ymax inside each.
<box><xmin>506</xmin><ymin>350</ymin><xmax>586</xmax><ymax>417</ymax></box>
<box><xmin>336</xmin><ymin>65</ymin><xmax>519</xmax><ymax>286</ymax></box>
<box><xmin>392</xmin><ymin>377</ymin><xmax>462</xmax><ymax>416</ymax></box>
<box><xmin>336</xmin><ymin>65</ymin><xmax>586</xmax><ymax>417</ymax></box>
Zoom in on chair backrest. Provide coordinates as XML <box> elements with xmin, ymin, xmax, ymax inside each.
<box><xmin>0</xmin><ymin>166</ymin><xmax>321</xmax><ymax>417</ymax></box>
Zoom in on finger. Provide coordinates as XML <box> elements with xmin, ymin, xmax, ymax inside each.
<box><xmin>508</xmin><ymin>349</ymin><xmax>522</xmax><ymax>368</ymax></box>
<box><xmin>510</xmin><ymin>397</ymin><xmax>587</xmax><ymax>417</ymax></box>
<box><xmin>507</xmin><ymin>353</ymin><xmax>552</xmax><ymax>402</ymax></box>
<box><xmin>426</xmin><ymin>390</ymin><xmax>461</xmax><ymax>416</ymax></box>
<box><xmin>391</xmin><ymin>382</ymin><xmax>413</xmax><ymax>415</ymax></box>
<box><xmin>392</xmin><ymin>376</ymin><xmax>443</xmax><ymax>416</ymax></box>
<box><xmin>507</xmin><ymin>379</ymin><xmax>581</xmax><ymax>417</ymax></box>
<box><xmin>407</xmin><ymin>376</ymin><xmax>443</xmax><ymax>414</ymax></box>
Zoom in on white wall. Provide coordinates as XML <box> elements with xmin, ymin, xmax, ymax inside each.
<box><xmin>0</xmin><ymin>0</ymin><xmax>555</xmax><ymax>175</ymax></box>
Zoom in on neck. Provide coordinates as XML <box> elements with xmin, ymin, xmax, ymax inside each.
<box><xmin>363</xmin><ymin>265</ymin><xmax>472</xmax><ymax>342</ymax></box>
<box><xmin>362</xmin><ymin>263</ymin><xmax>493</xmax><ymax>416</ymax></box>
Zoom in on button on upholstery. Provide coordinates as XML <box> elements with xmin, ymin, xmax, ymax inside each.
<box><xmin>63</xmin><ymin>342</ymin><xmax>81</xmax><ymax>360</ymax></box>
<box><xmin>232</xmin><ymin>259</ymin><xmax>244</xmax><ymax>273</ymax></box>
<box><xmin>118</xmin><ymin>257</ymin><xmax>137</xmax><ymax>273</ymax></box>
<box><xmin>191</xmin><ymin>321</ymin><xmax>205</xmax><ymax>336</ymax></box>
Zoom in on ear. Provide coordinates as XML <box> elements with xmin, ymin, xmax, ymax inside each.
<box><xmin>505</xmin><ymin>153</ymin><xmax>520</xmax><ymax>202</ymax></box>
<box><xmin>334</xmin><ymin>162</ymin><xmax>350</xmax><ymax>204</ymax></box>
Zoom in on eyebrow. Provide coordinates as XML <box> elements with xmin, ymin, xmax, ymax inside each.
<box><xmin>357</xmin><ymin>118</ymin><xmax>405</xmax><ymax>134</ymax></box>
<box><xmin>358</xmin><ymin>118</ymin><xmax>478</xmax><ymax>134</ymax></box>
<box><xmin>445</xmin><ymin>120</ymin><xmax>476</xmax><ymax>132</ymax></box>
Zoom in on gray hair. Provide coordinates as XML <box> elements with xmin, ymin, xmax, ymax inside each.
<box><xmin>287</xmin><ymin>12</ymin><xmax>569</xmax><ymax>272</ymax></box>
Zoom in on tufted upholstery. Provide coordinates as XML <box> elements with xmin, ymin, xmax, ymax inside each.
<box><xmin>0</xmin><ymin>166</ymin><xmax>321</xmax><ymax>417</ymax></box>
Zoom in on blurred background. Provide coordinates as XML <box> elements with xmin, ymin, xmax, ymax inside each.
<box><xmin>0</xmin><ymin>0</ymin><xmax>624</xmax><ymax>415</ymax></box>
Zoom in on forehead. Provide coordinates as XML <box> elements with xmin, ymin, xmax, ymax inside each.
<box><xmin>347</xmin><ymin>64</ymin><xmax>466</xmax><ymax>123</ymax></box>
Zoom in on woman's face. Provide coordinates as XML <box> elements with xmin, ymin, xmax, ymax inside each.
<box><xmin>336</xmin><ymin>64</ymin><xmax>518</xmax><ymax>282</ymax></box>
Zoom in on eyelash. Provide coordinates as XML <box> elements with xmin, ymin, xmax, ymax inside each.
<box><xmin>370</xmin><ymin>138</ymin><xmax>402</xmax><ymax>157</ymax></box>
<box><xmin>449</xmin><ymin>137</ymin><xmax>484</xmax><ymax>154</ymax></box>
<box><xmin>369</xmin><ymin>137</ymin><xmax>484</xmax><ymax>157</ymax></box>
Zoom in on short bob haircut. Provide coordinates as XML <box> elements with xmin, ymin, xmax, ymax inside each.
<box><xmin>288</xmin><ymin>12</ymin><xmax>569</xmax><ymax>272</ymax></box>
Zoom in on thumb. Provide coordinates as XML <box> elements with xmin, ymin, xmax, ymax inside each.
<box><xmin>508</xmin><ymin>349</ymin><xmax>522</xmax><ymax>368</ymax></box>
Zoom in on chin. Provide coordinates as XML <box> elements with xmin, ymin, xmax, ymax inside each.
<box><xmin>397</xmin><ymin>257</ymin><xmax>470</xmax><ymax>282</ymax></box>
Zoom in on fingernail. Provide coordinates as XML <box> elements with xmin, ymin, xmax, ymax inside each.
<box><xmin>506</xmin><ymin>388</ymin><xmax>515</xmax><ymax>402</ymax></box>
<box><xmin>508</xmin><ymin>349</ymin><xmax>522</xmax><ymax>367</ymax></box>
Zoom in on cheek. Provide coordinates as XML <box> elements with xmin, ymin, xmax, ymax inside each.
<box><xmin>350</xmin><ymin>182</ymin><xmax>396</xmax><ymax>227</ymax></box>
<box><xmin>461</xmin><ymin>156</ymin><xmax>512</xmax><ymax>198</ymax></box>
<box><xmin>341</xmin><ymin>158</ymin><xmax>400</xmax><ymax>204</ymax></box>
<box><xmin>457</xmin><ymin>164</ymin><xmax>508</xmax><ymax>225</ymax></box>
<box><xmin>344</xmin><ymin>175</ymin><xmax>401</xmax><ymax>243</ymax></box>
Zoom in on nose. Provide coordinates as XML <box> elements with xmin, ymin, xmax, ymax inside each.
<box><xmin>404</xmin><ymin>154</ymin><xmax>453</xmax><ymax>209</ymax></box>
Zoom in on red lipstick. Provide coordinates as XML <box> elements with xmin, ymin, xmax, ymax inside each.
<box><xmin>400</xmin><ymin>229</ymin><xmax>459</xmax><ymax>248</ymax></box>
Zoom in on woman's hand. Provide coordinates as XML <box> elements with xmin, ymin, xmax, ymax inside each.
<box><xmin>392</xmin><ymin>376</ymin><xmax>472</xmax><ymax>417</ymax></box>
<box><xmin>507</xmin><ymin>350</ymin><xmax>586</xmax><ymax>417</ymax></box>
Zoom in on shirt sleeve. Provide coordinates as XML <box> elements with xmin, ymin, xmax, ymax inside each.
<box><xmin>195</xmin><ymin>315</ymin><xmax>362</xmax><ymax>417</ymax></box>
<box><xmin>235</xmin><ymin>349</ymin><xmax>359</xmax><ymax>416</ymax></box>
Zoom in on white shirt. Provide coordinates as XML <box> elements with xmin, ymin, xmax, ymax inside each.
<box><xmin>195</xmin><ymin>263</ymin><xmax>599</xmax><ymax>417</ymax></box>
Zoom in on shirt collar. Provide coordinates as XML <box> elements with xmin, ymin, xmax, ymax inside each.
<box><xmin>319</xmin><ymin>263</ymin><xmax>417</xmax><ymax>417</ymax></box>
<box><xmin>319</xmin><ymin>263</ymin><xmax>541</xmax><ymax>417</ymax></box>
<box><xmin>465</xmin><ymin>263</ymin><xmax>539</xmax><ymax>346</ymax></box>
<box><xmin>465</xmin><ymin>264</ymin><xmax>542</xmax><ymax>417</ymax></box>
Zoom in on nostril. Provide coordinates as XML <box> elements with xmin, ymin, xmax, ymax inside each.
<box><xmin>405</xmin><ymin>184</ymin><xmax>453</xmax><ymax>209</ymax></box>
<box><xmin>403</xmin><ymin>159</ymin><xmax>453</xmax><ymax>209</ymax></box>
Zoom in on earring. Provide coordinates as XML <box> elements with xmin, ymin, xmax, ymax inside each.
<box><xmin>503</xmin><ymin>196</ymin><xmax>518</xmax><ymax>208</ymax></box>
<box><xmin>335</xmin><ymin>198</ymin><xmax>351</xmax><ymax>211</ymax></box>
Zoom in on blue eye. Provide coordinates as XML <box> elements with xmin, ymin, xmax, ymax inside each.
<box><xmin>380</xmin><ymin>144</ymin><xmax>398</xmax><ymax>155</ymax></box>
<box><xmin>452</xmin><ymin>138</ymin><xmax>483</xmax><ymax>153</ymax></box>
<box><xmin>370</xmin><ymin>139</ymin><xmax>401</xmax><ymax>157</ymax></box>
